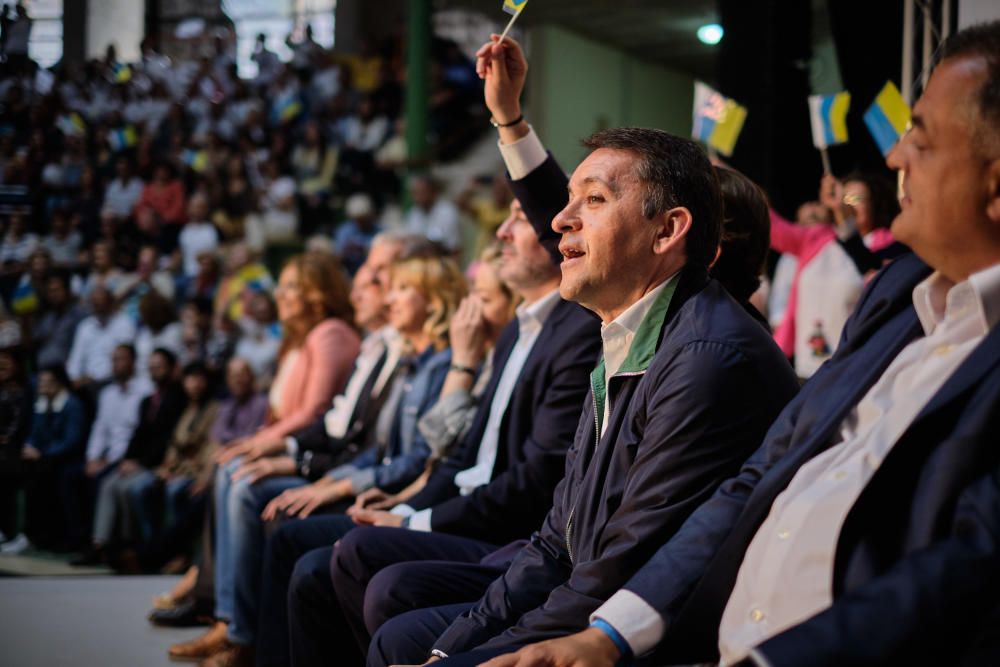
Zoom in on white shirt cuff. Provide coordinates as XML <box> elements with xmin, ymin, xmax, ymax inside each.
<box><xmin>591</xmin><ymin>589</ymin><xmax>665</xmax><ymax>657</ymax></box>
<box><xmin>390</xmin><ymin>503</ymin><xmax>415</xmax><ymax>517</ymax></box>
<box><xmin>407</xmin><ymin>508</ymin><xmax>433</xmax><ymax>532</ymax></box>
<box><xmin>285</xmin><ymin>436</ymin><xmax>299</xmax><ymax>458</ymax></box>
<box><xmin>498</xmin><ymin>126</ymin><xmax>547</xmax><ymax>180</ymax></box>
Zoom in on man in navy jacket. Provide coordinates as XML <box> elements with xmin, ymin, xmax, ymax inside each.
<box><xmin>473</xmin><ymin>20</ymin><xmax>1000</xmax><ymax>667</ymax></box>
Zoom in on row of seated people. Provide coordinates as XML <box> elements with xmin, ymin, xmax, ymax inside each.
<box><xmin>145</xmin><ymin>21</ymin><xmax>998</xmax><ymax>667</ymax></box>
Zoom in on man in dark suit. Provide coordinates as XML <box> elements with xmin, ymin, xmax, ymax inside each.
<box><xmin>251</xmin><ymin>199</ymin><xmax>603</xmax><ymax>667</ymax></box>
<box><xmin>472</xmin><ymin>20</ymin><xmax>1000</xmax><ymax>667</ymax></box>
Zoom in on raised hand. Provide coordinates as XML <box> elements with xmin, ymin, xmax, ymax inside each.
<box><xmin>450</xmin><ymin>295</ymin><xmax>490</xmax><ymax>368</ymax></box>
<box><xmin>475</xmin><ymin>34</ymin><xmax>528</xmax><ymax>125</ymax></box>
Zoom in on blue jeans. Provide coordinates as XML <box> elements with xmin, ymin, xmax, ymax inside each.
<box><xmin>214</xmin><ymin>458</ymin><xmax>305</xmax><ymax>644</ymax></box>
<box><xmin>125</xmin><ymin>469</ymin><xmax>160</xmax><ymax>544</ymax></box>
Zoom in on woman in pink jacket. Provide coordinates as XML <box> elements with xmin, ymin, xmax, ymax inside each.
<box><xmin>770</xmin><ymin>172</ymin><xmax>901</xmax><ymax>379</ymax></box>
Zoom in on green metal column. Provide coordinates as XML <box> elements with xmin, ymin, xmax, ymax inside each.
<box><xmin>405</xmin><ymin>0</ymin><xmax>432</xmax><ymax>169</ymax></box>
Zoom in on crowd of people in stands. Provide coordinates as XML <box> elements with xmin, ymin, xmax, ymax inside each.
<box><xmin>1</xmin><ymin>9</ymin><xmax>999</xmax><ymax>667</ymax></box>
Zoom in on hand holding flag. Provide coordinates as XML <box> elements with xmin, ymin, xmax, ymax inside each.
<box><xmin>476</xmin><ymin>34</ymin><xmax>528</xmax><ymax>125</ymax></box>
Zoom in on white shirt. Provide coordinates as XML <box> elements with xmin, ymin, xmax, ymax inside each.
<box><xmin>66</xmin><ymin>312</ymin><xmax>137</xmax><ymax>382</ymax></box>
<box><xmin>85</xmin><ymin>376</ymin><xmax>154</xmax><ymax>462</ymax></box>
<box><xmin>405</xmin><ymin>290</ymin><xmax>561</xmax><ymax>532</ymax></box>
<box><xmin>179</xmin><ymin>222</ymin><xmax>220</xmax><ymax>277</ymax></box>
<box><xmin>135</xmin><ymin>322</ymin><xmax>184</xmax><ymax>378</ymax></box>
<box><xmin>591</xmin><ymin>262</ymin><xmax>1000</xmax><ymax>661</ymax></box>
<box><xmin>103</xmin><ymin>177</ymin><xmax>145</xmax><ymax>218</ymax></box>
<box><xmin>405</xmin><ymin>200</ymin><xmax>461</xmax><ymax>251</ymax></box>
<box><xmin>598</xmin><ymin>279</ymin><xmax>672</xmax><ymax>438</ymax></box>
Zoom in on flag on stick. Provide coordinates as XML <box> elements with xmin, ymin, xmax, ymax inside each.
<box><xmin>863</xmin><ymin>81</ymin><xmax>911</xmax><ymax>156</ymax></box>
<box><xmin>499</xmin><ymin>0</ymin><xmax>528</xmax><ymax>42</ymax></box>
<box><xmin>56</xmin><ymin>112</ymin><xmax>87</xmax><ymax>138</ymax></box>
<box><xmin>108</xmin><ymin>126</ymin><xmax>138</xmax><ymax>152</ymax></box>
<box><xmin>692</xmin><ymin>82</ymin><xmax>748</xmax><ymax>157</ymax></box>
<box><xmin>808</xmin><ymin>92</ymin><xmax>850</xmax><ymax>149</ymax></box>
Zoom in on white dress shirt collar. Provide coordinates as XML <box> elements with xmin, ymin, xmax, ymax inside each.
<box><xmin>913</xmin><ymin>262</ymin><xmax>1000</xmax><ymax>337</ymax></box>
<box><xmin>517</xmin><ymin>287</ymin><xmax>561</xmax><ymax>335</ymax></box>
<box><xmin>601</xmin><ymin>277</ymin><xmax>673</xmax><ymax>380</ymax></box>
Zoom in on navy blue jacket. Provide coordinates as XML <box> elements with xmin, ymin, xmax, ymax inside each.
<box><xmin>29</xmin><ymin>392</ymin><xmax>87</xmax><ymax>460</ymax></box>
<box><xmin>433</xmin><ymin>265</ymin><xmax>800</xmax><ymax>655</ymax></box>
<box><xmin>405</xmin><ymin>297</ymin><xmax>601</xmax><ymax>544</ymax></box>
<box><xmin>621</xmin><ymin>253</ymin><xmax>1000</xmax><ymax>666</ymax></box>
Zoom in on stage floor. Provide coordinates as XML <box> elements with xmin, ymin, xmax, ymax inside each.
<box><xmin>0</xmin><ymin>576</ymin><xmax>206</xmax><ymax>666</ymax></box>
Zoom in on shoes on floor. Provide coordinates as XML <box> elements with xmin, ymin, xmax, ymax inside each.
<box><xmin>169</xmin><ymin>620</ymin><xmax>229</xmax><ymax>661</ymax></box>
<box><xmin>198</xmin><ymin>644</ymin><xmax>254</xmax><ymax>667</ymax></box>
<box><xmin>149</xmin><ymin>597</ymin><xmax>212</xmax><ymax>628</ymax></box>
<box><xmin>70</xmin><ymin>545</ymin><xmax>106</xmax><ymax>567</ymax></box>
<box><xmin>0</xmin><ymin>533</ymin><xmax>30</xmax><ymax>554</ymax></box>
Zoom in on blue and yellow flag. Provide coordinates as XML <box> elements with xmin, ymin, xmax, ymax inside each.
<box><xmin>270</xmin><ymin>92</ymin><xmax>303</xmax><ymax>125</ymax></box>
<box><xmin>863</xmin><ymin>81</ymin><xmax>911</xmax><ymax>156</ymax></box>
<box><xmin>808</xmin><ymin>92</ymin><xmax>850</xmax><ymax>149</ymax></box>
<box><xmin>692</xmin><ymin>82</ymin><xmax>748</xmax><ymax>157</ymax></box>
<box><xmin>56</xmin><ymin>112</ymin><xmax>87</xmax><ymax>138</ymax></box>
<box><xmin>182</xmin><ymin>149</ymin><xmax>209</xmax><ymax>173</ymax></box>
<box><xmin>108</xmin><ymin>126</ymin><xmax>137</xmax><ymax>152</ymax></box>
<box><xmin>503</xmin><ymin>0</ymin><xmax>528</xmax><ymax>15</ymax></box>
<box><xmin>11</xmin><ymin>280</ymin><xmax>38</xmax><ymax>315</ymax></box>
<box><xmin>112</xmin><ymin>63</ymin><xmax>133</xmax><ymax>84</ymax></box>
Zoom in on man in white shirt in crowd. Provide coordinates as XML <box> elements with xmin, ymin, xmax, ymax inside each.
<box><xmin>102</xmin><ymin>157</ymin><xmax>145</xmax><ymax>223</ymax></box>
<box><xmin>66</xmin><ymin>285</ymin><xmax>136</xmax><ymax>393</ymax></box>
<box><xmin>404</xmin><ymin>175</ymin><xmax>461</xmax><ymax>253</ymax></box>
<box><xmin>477</xmin><ymin>19</ymin><xmax>1000</xmax><ymax>667</ymax></box>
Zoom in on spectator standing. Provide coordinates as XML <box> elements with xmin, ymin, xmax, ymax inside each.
<box><xmin>33</xmin><ymin>273</ymin><xmax>85</xmax><ymax>368</ymax></box>
<box><xmin>405</xmin><ymin>175</ymin><xmax>461</xmax><ymax>252</ymax></box>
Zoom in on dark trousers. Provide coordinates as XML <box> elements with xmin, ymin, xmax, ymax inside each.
<box><xmin>257</xmin><ymin>511</ymin><xmax>355</xmax><ymax>667</ymax></box>
<box><xmin>367</xmin><ymin>603</ymin><xmax>472</xmax><ymax>667</ymax></box>
<box><xmin>331</xmin><ymin>526</ymin><xmax>504</xmax><ymax>657</ymax></box>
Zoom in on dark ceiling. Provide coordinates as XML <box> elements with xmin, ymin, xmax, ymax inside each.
<box><xmin>440</xmin><ymin>0</ymin><xmax>721</xmax><ymax>80</ymax></box>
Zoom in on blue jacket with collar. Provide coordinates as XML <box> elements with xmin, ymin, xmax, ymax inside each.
<box><xmin>432</xmin><ymin>265</ymin><xmax>800</xmax><ymax>655</ymax></box>
<box><xmin>622</xmin><ymin>253</ymin><xmax>1000</xmax><ymax>666</ymax></box>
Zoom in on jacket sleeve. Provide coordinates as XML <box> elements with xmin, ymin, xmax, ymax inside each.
<box><xmin>429</xmin><ymin>318</ymin><xmax>601</xmax><ymax>543</ymax></box>
<box><xmin>433</xmin><ymin>479</ymin><xmax>576</xmax><ymax>655</ymax></box>
<box><xmin>508</xmin><ymin>153</ymin><xmax>567</xmax><ymax>266</ymax></box>
<box><xmin>755</xmin><ymin>464</ymin><xmax>1000</xmax><ymax>666</ymax></box>
<box><xmin>253</xmin><ymin>322</ymin><xmax>360</xmax><ymax>444</ymax></box>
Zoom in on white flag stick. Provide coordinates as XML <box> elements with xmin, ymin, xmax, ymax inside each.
<box><xmin>820</xmin><ymin>147</ymin><xmax>832</xmax><ymax>175</ymax></box>
<box><xmin>499</xmin><ymin>9</ymin><xmax>523</xmax><ymax>43</ymax></box>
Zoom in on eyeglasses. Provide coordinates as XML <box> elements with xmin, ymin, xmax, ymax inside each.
<box><xmin>842</xmin><ymin>193</ymin><xmax>869</xmax><ymax>207</ymax></box>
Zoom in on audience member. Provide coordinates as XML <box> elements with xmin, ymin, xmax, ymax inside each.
<box><xmin>65</xmin><ymin>285</ymin><xmax>137</xmax><ymax>391</ymax></box>
<box><xmin>74</xmin><ymin>347</ymin><xmax>183</xmax><ymax>565</ymax></box>
<box><xmin>0</xmin><ymin>346</ymin><xmax>31</xmax><ymax>545</ymax></box>
<box><xmin>32</xmin><ymin>273</ymin><xmax>84</xmax><ymax>367</ymax></box>
<box><xmin>405</xmin><ymin>175</ymin><xmax>461</xmax><ymax>252</ymax></box>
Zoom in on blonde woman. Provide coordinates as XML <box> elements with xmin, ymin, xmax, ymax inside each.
<box><xmin>353</xmin><ymin>244</ymin><xmax>519</xmax><ymax>512</ymax></box>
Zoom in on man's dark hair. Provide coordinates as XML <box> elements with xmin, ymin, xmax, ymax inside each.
<box><xmin>937</xmin><ymin>20</ymin><xmax>1000</xmax><ymax>157</ymax></box>
<box><xmin>115</xmin><ymin>343</ymin><xmax>136</xmax><ymax>360</ymax></box>
<box><xmin>39</xmin><ymin>363</ymin><xmax>71</xmax><ymax>388</ymax></box>
<box><xmin>182</xmin><ymin>361</ymin><xmax>210</xmax><ymax>378</ymax></box>
<box><xmin>712</xmin><ymin>167</ymin><xmax>770</xmax><ymax>302</ymax></box>
<box><xmin>151</xmin><ymin>347</ymin><xmax>178</xmax><ymax>368</ymax></box>
<box><xmin>582</xmin><ymin>128</ymin><xmax>723</xmax><ymax>269</ymax></box>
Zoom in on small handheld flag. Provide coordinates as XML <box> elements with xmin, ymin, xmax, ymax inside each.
<box><xmin>182</xmin><ymin>149</ymin><xmax>209</xmax><ymax>173</ymax></box>
<box><xmin>270</xmin><ymin>93</ymin><xmax>302</xmax><ymax>125</ymax></box>
<box><xmin>112</xmin><ymin>63</ymin><xmax>133</xmax><ymax>84</ymax></box>
<box><xmin>56</xmin><ymin>112</ymin><xmax>87</xmax><ymax>138</ymax></box>
<box><xmin>499</xmin><ymin>0</ymin><xmax>528</xmax><ymax>42</ymax></box>
<box><xmin>863</xmin><ymin>81</ymin><xmax>911</xmax><ymax>156</ymax></box>
<box><xmin>503</xmin><ymin>0</ymin><xmax>528</xmax><ymax>15</ymax></box>
<box><xmin>108</xmin><ymin>126</ymin><xmax>138</xmax><ymax>152</ymax></box>
<box><xmin>808</xmin><ymin>92</ymin><xmax>850</xmax><ymax>150</ymax></box>
<box><xmin>692</xmin><ymin>82</ymin><xmax>748</xmax><ymax>157</ymax></box>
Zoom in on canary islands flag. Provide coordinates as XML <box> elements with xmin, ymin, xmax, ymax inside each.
<box><xmin>11</xmin><ymin>280</ymin><xmax>38</xmax><ymax>315</ymax></box>
<box><xmin>271</xmin><ymin>93</ymin><xmax>302</xmax><ymax>125</ymax></box>
<box><xmin>182</xmin><ymin>149</ymin><xmax>209</xmax><ymax>173</ymax></box>
<box><xmin>692</xmin><ymin>82</ymin><xmax>748</xmax><ymax>157</ymax></box>
<box><xmin>112</xmin><ymin>63</ymin><xmax>133</xmax><ymax>84</ymax></box>
<box><xmin>56</xmin><ymin>112</ymin><xmax>87</xmax><ymax>138</ymax></box>
<box><xmin>808</xmin><ymin>92</ymin><xmax>850</xmax><ymax>149</ymax></box>
<box><xmin>863</xmin><ymin>81</ymin><xmax>911</xmax><ymax>156</ymax></box>
<box><xmin>503</xmin><ymin>0</ymin><xmax>528</xmax><ymax>15</ymax></box>
<box><xmin>108</xmin><ymin>126</ymin><xmax>138</xmax><ymax>152</ymax></box>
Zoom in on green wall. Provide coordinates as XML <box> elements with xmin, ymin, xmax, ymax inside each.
<box><xmin>526</xmin><ymin>25</ymin><xmax>696</xmax><ymax>171</ymax></box>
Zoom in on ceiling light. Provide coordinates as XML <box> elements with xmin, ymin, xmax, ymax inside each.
<box><xmin>697</xmin><ymin>24</ymin><xmax>724</xmax><ymax>45</ymax></box>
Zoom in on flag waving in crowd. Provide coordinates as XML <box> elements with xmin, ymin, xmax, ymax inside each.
<box><xmin>692</xmin><ymin>81</ymin><xmax>748</xmax><ymax>157</ymax></box>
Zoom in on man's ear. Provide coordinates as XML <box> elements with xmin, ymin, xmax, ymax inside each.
<box><xmin>652</xmin><ymin>207</ymin><xmax>693</xmax><ymax>256</ymax></box>
<box><xmin>986</xmin><ymin>158</ymin><xmax>1000</xmax><ymax>226</ymax></box>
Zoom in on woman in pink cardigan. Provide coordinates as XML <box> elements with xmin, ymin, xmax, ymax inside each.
<box><xmin>218</xmin><ymin>251</ymin><xmax>361</xmax><ymax>465</ymax></box>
